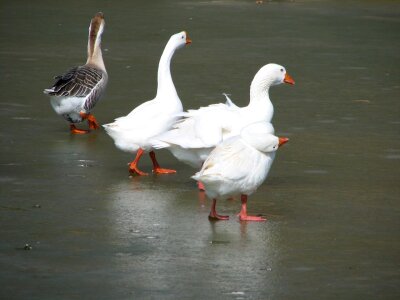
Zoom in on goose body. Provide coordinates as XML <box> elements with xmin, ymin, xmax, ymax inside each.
<box><xmin>154</xmin><ymin>63</ymin><xmax>294</xmax><ymax>168</ymax></box>
<box><xmin>192</xmin><ymin>122</ymin><xmax>289</xmax><ymax>221</ymax></box>
<box><xmin>44</xmin><ymin>12</ymin><xmax>108</xmax><ymax>134</ymax></box>
<box><xmin>103</xmin><ymin>31</ymin><xmax>191</xmax><ymax>175</ymax></box>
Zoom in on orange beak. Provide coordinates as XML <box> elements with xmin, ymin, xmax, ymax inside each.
<box><xmin>186</xmin><ymin>34</ymin><xmax>192</xmax><ymax>45</ymax></box>
<box><xmin>284</xmin><ymin>73</ymin><xmax>295</xmax><ymax>85</ymax></box>
<box><xmin>278</xmin><ymin>137</ymin><xmax>289</xmax><ymax>147</ymax></box>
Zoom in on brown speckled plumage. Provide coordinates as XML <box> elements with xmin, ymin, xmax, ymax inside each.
<box><xmin>44</xmin><ymin>65</ymin><xmax>107</xmax><ymax>112</ymax></box>
<box><xmin>44</xmin><ymin>12</ymin><xmax>107</xmax><ymax>125</ymax></box>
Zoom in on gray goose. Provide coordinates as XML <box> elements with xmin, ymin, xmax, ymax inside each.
<box><xmin>44</xmin><ymin>12</ymin><xmax>108</xmax><ymax>134</ymax></box>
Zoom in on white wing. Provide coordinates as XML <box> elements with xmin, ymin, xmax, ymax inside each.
<box><xmin>195</xmin><ymin>138</ymin><xmax>258</xmax><ymax>182</ymax></box>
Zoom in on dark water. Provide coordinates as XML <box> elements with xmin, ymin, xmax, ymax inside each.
<box><xmin>1</xmin><ymin>0</ymin><xmax>399</xmax><ymax>299</ymax></box>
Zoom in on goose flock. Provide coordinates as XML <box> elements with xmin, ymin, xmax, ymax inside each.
<box><xmin>44</xmin><ymin>12</ymin><xmax>295</xmax><ymax>222</ymax></box>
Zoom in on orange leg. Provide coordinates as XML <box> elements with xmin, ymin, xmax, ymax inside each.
<box><xmin>128</xmin><ymin>148</ymin><xmax>148</xmax><ymax>176</ymax></box>
<box><xmin>238</xmin><ymin>194</ymin><xmax>266</xmax><ymax>222</ymax></box>
<box><xmin>209</xmin><ymin>199</ymin><xmax>229</xmax><ymax>221</ymax></box>
<box><xmin>80</xmin><ymin>112</ymin><xmax>100</xmax><ymax>130</ymax></box>
<box><xmin>149</xmin><ymin>151</ymin><xmax>176</xmax><ymax>174</ymax></box>
<box><xmin>197</xmin><ymin>181</ymin><xmax>205</xmax><ymax>191</ymax></box>
<box><xmin>70</xmin><ymin>124</ymin><xmax>89</xmax><ymax>134</ymax></box>
<box><xmin>197</xmin><ymin>162</ymin><xmax>205</xmax><ymax>190</ymax></box>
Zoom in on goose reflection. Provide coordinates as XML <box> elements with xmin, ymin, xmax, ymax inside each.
<box><xmin>106</xmin><ymin>178</ymin><xmax>280</xmax><ymax>296</ymax></box>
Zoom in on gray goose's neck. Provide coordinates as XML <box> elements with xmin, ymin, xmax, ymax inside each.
<box><xmin>86</xmin><ymin>25</ymin><xmax>106</xmax><ymax>71</ymax></box>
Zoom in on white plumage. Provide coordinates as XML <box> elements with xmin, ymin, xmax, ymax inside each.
<box><xmin>154</xmin><ymin>63</ymin><xmax>294</xmax><ymax>169</ymax></box>
<box><xmin>192</xmin><ymin>122</ymin><xmax>289</xmax><ymax>221</ymax></box>
<box><xmin>103</xmin><ymin>31</ymin><xmax>191</xmax><ymax>175</ymax></box>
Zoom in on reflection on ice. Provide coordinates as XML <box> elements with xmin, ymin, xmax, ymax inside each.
<box><xmin>106</xmin><ymin>179</ymin><xmax>280</xmax><ymax>297</ymax></box>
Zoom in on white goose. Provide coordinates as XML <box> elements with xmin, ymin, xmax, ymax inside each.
<box><xmin>103</xmin><ymin>31</ymin><xmax>191</xmax><ymax>176</ymax></box>
<box><xmin>192</xmin><ymin>122</ymin><xmax>289</xmax><ymax>221</ymax></box>
<box><xmin>44</xmin><ymin>12</ymin><xmax>108</xmax><ymax>134</ymax></box>
<box><xmin>154</xmin><ymin>63</ymin><xmax>294</xmax><ymax>171</ymax></box>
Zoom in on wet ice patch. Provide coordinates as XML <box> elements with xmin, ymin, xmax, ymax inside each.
<box><xmin>209</xmin><ymin>240</ymin><xmax>230</xmax><ymax>245</ymax></box>
<box><xmin>385</xmin><ymin>154</ymin><xmax>400</xmax><ymax>160</ymax></box>
<box><xmin>20</xmin><ymin>58</ymin><xmax>38</xmax><ymax>62</ymax></box>
<box><xmin>317</xmin><ymin>119</ymin><xmax>336</xmax><ymax>124</ymax></box>
<box><xmin>188</xmin><ymin>1</ymin><xmax>250</xmax><ymax>7</ymax></box>
<box><xmin>115</xmin><ymin>252</ymin><xmax>132</xmax><ymax>257</ymax></box>
<box><xmin>0</xmin><ymin>102</ymin><xmax>30</xmax><ymax>107</ymax></box>
<box><xmin>339</xmin><ymin>66</ymin><xmax>367</xmax><ymax>70</ymax></box>
<box><xmin>341</xmin><ymin>116</ymin><xmax>356</xmax><ymax>121</ymax></box>
<box><xmin>0</xmin><ymin>163</ymin><xmax>22</xmax><ymax>166</ymax></box>
<box><xmin>77</xmin><ymin>159</ymin><xmax>96</xmax><ymax>167</ymax></box>
<box><xmin>229</xmin><ymin>291</ymin><xmax>245</xmax><ymax>296</ymax></box>
<box><xmin>385</xmin><ymin>148</ymin><xmax>400</xmax><ymax>152</ymax></box>
<box><xmin>304</xmin><ymin>169</ymin><xmax>328</xmax><ymax>174</ymax></box>
<box><xmin>12</xmin><ymin>117</ymin><xmax>32</xmax><ymax>120</ymax></box>
<box><xmin>384</xmin><ymin>149</ymin><xmax>400</xmax><ymax>159</ymax></box>
<box><xmin>352</xmin><ymin>99</ymin><xmax>371</xmax><ymax>104</ymax></box>
<box><xmin>228</xmin><ymin>291</ymin><xmax>246</xmax><ymax>299</ymax></box>
<box><xmin>0</xmin><ymin>176</ymin><xmax>17</xmax><ymax>183</ymax></box>
<box><xmin>291</xmin><ymin>127</ymin><xmax>305</xmax><ymax>131</ymax></box>
<box><xmin>293</xmin><ymin>266</ymin><xmax>315</xmax><ymax>272</ymax></box>
<box><xmin>66</xmin><ymin>174</ymin><xmax>86</xmax><ymax>178</ymax></box>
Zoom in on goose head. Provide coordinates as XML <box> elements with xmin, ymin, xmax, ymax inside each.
<box><xmin>89</xmin><ymin>12</ymin><xmax>105</xmax><ymax>41</ymax></box>
<box><xmin>168</xmin><ymin>31</ymin><xmax>192</xmax><ymax>50</ymax></box>
<box><xmin>241</xmin><ymin>122</ymin><xmax>288</xmax><ymax>153</ymax></box>
<box><xmin>251</xmin><ymin>63</ymin><xmax>295</xmax><ymax>90</ymax></box>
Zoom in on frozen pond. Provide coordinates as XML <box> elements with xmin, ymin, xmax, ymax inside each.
<box><xmin>0</xmin><ymin>0</ymin><xmax>399</xmax><ymax>299</ymax></box>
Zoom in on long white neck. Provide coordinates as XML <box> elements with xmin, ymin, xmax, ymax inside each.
<box><xmin>156</xmin><ymin>39</ymin><xmax>178</xmax><ymax>99</ymax></box>
<box><xmin>86</xmin><ymin>29</ymin><xmax>106</xmax><ymax>71</ymax></box>
<box><xmin>248</xmin><ymin>74</ymin><xmax>274</xmax><ymax>122</ymax></box>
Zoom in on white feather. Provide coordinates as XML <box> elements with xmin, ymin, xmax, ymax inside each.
<box><xmin>103</xmin><ymin>31</ymin><xmax>189</xmax><ymax>154</ymax></box>
<box><xmin>192</xmin><ymin>122</ymin><xmax>280</xmax><ymax>199</ymax></box>
<box><xmin>154</xmin><ymin>63</ymin><xmax>290</xmax><ymax>168</ymax></box>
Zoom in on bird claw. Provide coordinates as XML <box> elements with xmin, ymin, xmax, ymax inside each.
<box><xmin>152</xmin><ymin>168</ymin><xmax>176</xmax><ymax>174</ymax></box>
<box><xmin>79</xmin><ymin>112</ymin><xmax>99</xmax><ymax>130</ymax></box>
<box><xmin>128</xmin><ymin>165</ymin><xmax>148</xmax><ymax>176</ymax></box>
<box><xmin>70</xmin><ymin>124</ymin><xmax>89</xmax><ymax>134</ymax></box>
<box><xmin>208</xmin><ymin>213</ymin><xmax>229</xmax><ymax>221</ymax></box>
<box><xmin>87</xmin><ymin>116</ymin><xmax>100</xmax><ymax>130</ymax></box>
<box><xmin>238</xmin><ymin>214</ymin><xmax>266</xmax><ymax>222</ymax></box>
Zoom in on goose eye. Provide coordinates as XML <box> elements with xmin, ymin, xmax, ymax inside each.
<box><xmin>181</xmin><ymin>36</ymin><xmax>184</xmax><ymax>39</ymax></box>
<box><xmin>280</xmin><ymin>68</ymin><xmax>284</xmax><ymax>72</ymax></box>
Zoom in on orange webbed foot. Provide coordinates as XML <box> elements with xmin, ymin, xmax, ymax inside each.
<box><xmin>238</xmin><ymin>214</ymin><xmax>266</xmax><ymax>222</ymax></box>
<box><xmin>128</xmin><ymin>163</ymin><xmax>148</xmax><ymax>176</ymax></box>
<box><xmin>80</xmin><ymin>112</ymin><xmax>100</xmax><ymax>130</ymax></box>
<box><xmin>208</xmin><ymin>212</ymin><xmax>229</xmax><ymax>221</ymax></box>
<box><xmin>70</xmin><ymin>124</ymin><xmax>90</xmax><ymax>134</ymax></box>
<box><xmin>238</xmin><ymin>195</ymin><xmax>266</xmax><ymax>221</ymax></box>
<box><xmin>153</xmin><ymin>168</ymin><xmax>177</xmax><ymax>175</ymax></box>
<box><xmin>87</xmin><ymin>115</ymin><xmax>100</xmax><ymax>130</ymax></box>
<box><xmin>209</xmin><ymin>199</ymin><xmax>228</xmax><ymax>220</ymax></box>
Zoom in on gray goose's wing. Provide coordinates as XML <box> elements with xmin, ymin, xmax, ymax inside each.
<box><xmin>44</xmin><ymin>65</ymin><xmax>105</xmax><ymax>111</ymax></box>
